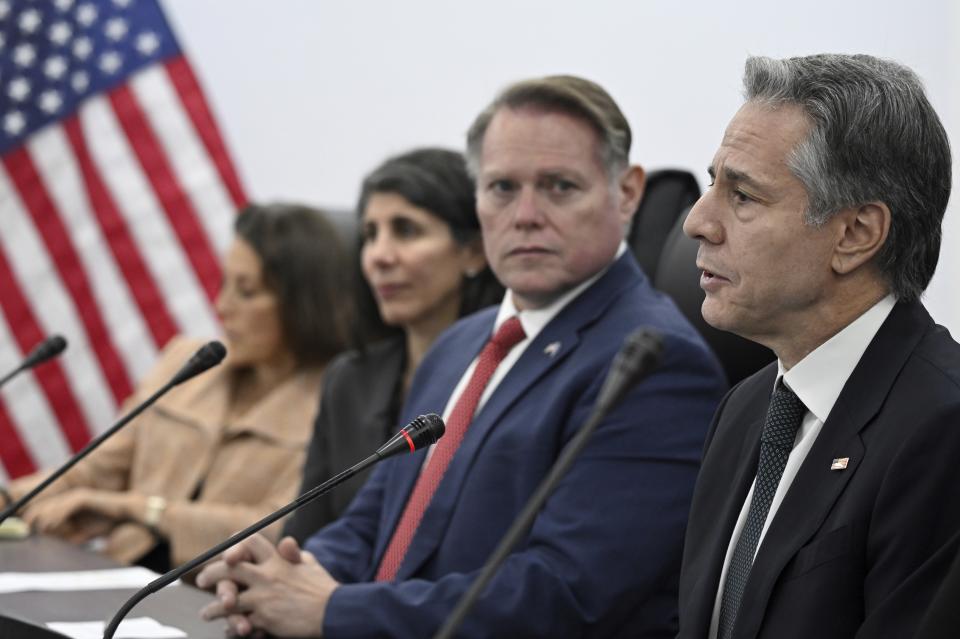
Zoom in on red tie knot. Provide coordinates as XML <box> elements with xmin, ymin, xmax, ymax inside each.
<box><xmin>491</xmin><ymin>316</ymin><xmax>526</xmax><ymax>351</ymax></box>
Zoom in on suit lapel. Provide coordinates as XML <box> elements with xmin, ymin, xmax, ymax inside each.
<box><xmin>734</xmin><ymin>302</ymin><xmax>930</xmax><ymax>638</ymax></box>
<box><xmin>393</xmin><ymin>253</ymin><xmax>641</xmax><ymax>579</ymax></box>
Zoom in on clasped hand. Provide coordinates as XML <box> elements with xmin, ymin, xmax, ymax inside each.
<box><xmin>196</xmin><ymin>533</ymin><xmax>339</xmax><ymax>637</ymax></box>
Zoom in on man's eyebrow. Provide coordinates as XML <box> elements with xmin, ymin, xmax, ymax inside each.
<box><xmin>708</xmin><ymin>164</ymin><xmax>767</xmax><ymax>193</ymax></box>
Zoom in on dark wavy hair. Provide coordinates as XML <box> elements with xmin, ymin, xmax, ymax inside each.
<box><xmin>353</xmin><ymin>148</ymin><xmax>504</xmax><ymax>343</ymax></box>
<box><xmin>234</xmin><ymin>203</ymin><xmax>352</xmax><ymax>367</ymax></box>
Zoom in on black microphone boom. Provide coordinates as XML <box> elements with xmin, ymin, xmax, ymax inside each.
<box><xmin>102</xmin><ymin>414</ymin><xmax>445</xmax><ymax>639</ymax></box>
<box><xmin>0</xmin><ymin>334</ymin><xmax>68</xmax><ymax>390</ymax></box>
<box><xmin>0</xmin><ymin>341</ymin><xmax>227</xmax><ymax>526</ymax></box>
<box><xmin>433</xmin><ymin>328</ymin><xmax>664</xmax><ymax>639</ymax></box>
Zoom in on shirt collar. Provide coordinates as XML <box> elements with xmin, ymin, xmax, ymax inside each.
<box><xmin>777</xmin><ymin>294</ymin><xmax>896</xmax><ymax>424</ymax></box>
<box><xmin>493</xmin><ymin>242</ymin><xmax>627</xmax><ymax>342</ymax></box>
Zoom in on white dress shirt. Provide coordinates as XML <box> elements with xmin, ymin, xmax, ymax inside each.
<box><xmin>708</xmin><ymin>294</ymin><xmax>896</xmax><ymax>638</ymax></box>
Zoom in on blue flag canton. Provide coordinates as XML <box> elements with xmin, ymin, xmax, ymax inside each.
<box><xmin>0</xmin><ymin>0</ymin><xmax>182</xmax><ymax>154</ymax></box>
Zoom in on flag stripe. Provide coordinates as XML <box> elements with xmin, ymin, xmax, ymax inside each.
<box><xmin>0</xmin><ymin>244</ymin><xmax>93</xmax><ymax>453</ymax></box>
<box><xmin>2</xmin><ymin>150</ymin><xmax>134</xmax><ymax>405</ymax></box>
<box><xmin>63</xmin><ymin>116</ymin><xmax>180</xmax><ymax>350</ymax></box>
<box><xmin>0</xmin><ymin>164</ymin><xmax>117</xmax><ymax>447</ymax></box>
<box><xmin>29</xmin><ymin>124</ymin><xmax>160</xmax><ymax>385</ymax></box>
<box><xmin>131</xmin><ymin>66</ymin><xmax>236</xmax><ymax>257</ymax></box>
<box><xmin>165</xmin><ymin>56</ymin><xmax>248</xmax><ymax>211</ymax></box>
<box><xmin>78</xmin><ymin>97</ymin><xmax>220</xmax><ymax>340</ymax></box>
<box><xmin>108</xmin><ymin>84</ymin><xmax>222</xmax><ymax>303</ymax></box>
<box><xmin>0</xmin><ymin>399</ymin><xmax>36</xmax><ymax>478</ymax></box>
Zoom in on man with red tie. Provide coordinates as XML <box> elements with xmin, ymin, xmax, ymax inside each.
<box><xmin>196</xmin><ymin>75</ymin><xmax>726</xmax><ymax>638</ymax></box>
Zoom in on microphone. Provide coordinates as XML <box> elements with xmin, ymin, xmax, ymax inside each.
<box><xmin>0</xmin><ymin>341</ymin><xmax>226</xmax><ymax>526</ymax></box>
<box><xmin>376</xmin><ymin>411</ymin><xmax>445</xmax><ymax>458</ymax></box>
<box><xmin>102</xmin><ymin>414</ymin><xmax>445</xmax><ymax>639</ymax></box>
<box><xmin>0</xmin><ymin>334</ymin><xmax>68</xmax><ymax>390</ymax></box>
<box><xmin>433</xmin><ymin>328</ymin><xmax>663</xmax><ymax>639</ymax></box>
<box><xmin>169</xmin><ymin>341</ymin><xmax>227</xmax><ymax>386</ymax></box>
<box><xmin>595</xmin><ymin>327</ymin><xmax>664</xmax><ymax>410</ymax></box>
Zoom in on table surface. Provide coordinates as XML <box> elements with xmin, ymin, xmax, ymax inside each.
<box><xmin>0</xmin><ymin>534</ymin><xmax>228</xmax><ymax>638</ymax></box>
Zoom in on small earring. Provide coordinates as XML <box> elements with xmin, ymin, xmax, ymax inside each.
<box><xmin>464</xmin><ymin>268</ymin><xmax>480</xmax><ymax>278</ymax></box>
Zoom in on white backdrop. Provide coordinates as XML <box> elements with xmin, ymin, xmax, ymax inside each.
<box><xmin>163</xmin><ymin>0</ymin><xmax>959</xmax><ymax>331</ymax></box>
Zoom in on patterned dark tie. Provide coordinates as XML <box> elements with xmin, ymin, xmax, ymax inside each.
<box><xmin>718</xmin><ymin>380</ymin><xmax>806</xmax><ymax>639</ymax></box>
<box><xmin>375</xmin><ymin>316</ymin><xmax>526</xmax><ymax>581</ymax></box>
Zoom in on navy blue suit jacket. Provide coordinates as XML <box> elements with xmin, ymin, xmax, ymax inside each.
<box><xmin>305</xmin><ymin>252</ymin><xmax>726</xmax><ymax>638</ymax></box>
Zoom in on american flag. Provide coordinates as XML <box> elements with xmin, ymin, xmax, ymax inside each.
<box><xmin>0</xmin><ymin>0</ymin><xmax>246</xmax><ymax>482</ymax></box>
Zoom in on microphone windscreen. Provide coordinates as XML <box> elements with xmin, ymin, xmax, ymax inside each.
<box><xmin>170</xmin><ymin>341</ymin><xmax>227</xmax><ymax>386</ymax></box>
<box><xmin>596</xmin><ymin>328</ymin><xmax>664</xmax><ymax>410</ymax></box>
<box><xmin>375</xmin><ymin>414</ymin><xmax>446</xmax><ymax>460</ymax></box>
<box><xmin>620</xmin><ymin>328</ymin><xmax>663</xmax><ymax>380</ymax></box>
<box><xmin>23</xmin><ymin>334</ymin><xmax>68</xmax><ymax>369</ymax></box>
<box><xmin>408</xmin><ymin>413</ymin><xmax>445</xmax><ymax>450</ymax></box>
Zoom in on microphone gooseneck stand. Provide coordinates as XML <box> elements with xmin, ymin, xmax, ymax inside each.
<box><xmin>102</xmin><ymin>413</ymin><xmax>445</xmax><ymax>639</ymax></box>
<box><xmin>0</xmin><ymin>341</ymin><xmax>226</xmax><ymax>526</ymax></box>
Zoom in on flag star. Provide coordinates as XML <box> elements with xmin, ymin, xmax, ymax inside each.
<box><xmin>104</xmin><ymin>17</ymin><xmax>129</xmax><ymax>41</ymax></box>
<box><xmin>8</xmin><ymin>78</ymin><xmax>31</xmax><ymax>102</ymax></box>
<box><xmin>76</xmin><ymin>3</ymin><xmax>98</xmax><ymax>27</ymax></box>
<box><xmin>18</xmin><ymin>8</ymin><xmax>43</xmax><ymax>34</ymax></box>
<box><xmin>135</xmin><ymin>31</ymin><xmax>160</xmax><ymax>56</ymax></box>
<box><xmin>0</xmin><ymin>0</ymin><xmax>10</xmax><ymax>20</ymax></box>
<box><xmin>71</xmin><ymin>70</ymin><xmax>90</xmax><ymax>92</ymax></box>
<box><xmin>73</xmin><ymin>36</ymin><xmax>93</xmax><ymax>60</ymax></box>
<box><xmin>49</xmin><ymin>21</ymin><xmax>73</xmax><ymax>45</ymax></box>
<box><xmin>13</xmin><ymin>43</ymin><xmax>37</xmax><ymax>67</ymax></box>
<box><xmin>99</xmin><ymin>51</ymin><xmax>123</xmax><ymax>74</ymax></box>
<box><xmin>4</xmin><ymin>111</ymin><xmax>26</xmax><ymax>136</ymax></box>
<box><xmin>44</xmin><ymin>56</ymin><xmax>69</xmax><ymax>80</ymax></box>
<box><xmin>55</xmin><ymin>0</ymin><xmax>75</xmax><ymax>10</ymax></box>
<box><xmin>39</xmin><ymin>90</ymin><xmax>64</xmax><ymax>114</ymax></box>
<box><xmin>0</xmin><ymin>33</ymin><xmax>5</xmax><ymax>52</ymax></box>
<box><xmin>112</xmin><ymin>0</ymin><xmax>132</xmax><ymax>7</ymax></box>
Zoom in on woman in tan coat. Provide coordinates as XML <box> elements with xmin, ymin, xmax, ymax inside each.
<box><xmin>5</xmin><ymin>203</ymin><xmax>351</xmax><ymax>571</ymax></box>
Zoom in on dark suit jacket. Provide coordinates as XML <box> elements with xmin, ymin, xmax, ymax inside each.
<box><xmin>304</xmin><ymin>252</ymin><xmax>727</xmax><ymax>638</ymax></box>
<box><xmin>915</xmin><ymin>534</ymin><xmax>960</xmax><ymax>638</ymax></box>
<box><xmin>283</xmin><ymin>338</ymin><xmax>405</xmax><ymax>543</ymax></box>
<box><xmin>678</xmin><ymin>301</ymin><xmax>960</xmax><ymax>639</ymax></box>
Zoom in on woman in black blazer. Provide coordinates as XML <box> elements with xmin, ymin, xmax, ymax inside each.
<box><xmin>284</xmin><ymin>148</ymin><xmax>503</xmax><ymax>542</ymax></box>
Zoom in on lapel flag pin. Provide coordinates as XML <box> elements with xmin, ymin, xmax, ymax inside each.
<box><xmin>830</xmin><ymin>457</ymin><xmax>849</xmax><ymax>470</ymax></box>
<box><xmin>544</xmin><ymin>341</ymin><xmax>561</xmax><ymax>357</ymax></box>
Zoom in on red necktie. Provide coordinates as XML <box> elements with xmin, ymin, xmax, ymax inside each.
<box><xmin>375</xmin><ymin>316</ymin><xmax>526</xmax><ymax>581</ymax></box>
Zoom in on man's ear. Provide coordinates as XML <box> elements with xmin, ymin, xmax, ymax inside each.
<box><xmin>831</xmin><ymin>201</ymin><xmax>890</xmax><ymax>275</ymax></box>
<box><xmin>459</xmin><ymin>236</ymin><xmax>488</xmax><ymax>277</ymax></box>
<box><xmin>618</xmin><ymin>165</ymin><xmax>646</xmax><ymax>226</ymax></box>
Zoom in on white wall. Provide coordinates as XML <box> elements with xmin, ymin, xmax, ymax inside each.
<box><xmin>163</xmin><ymin>0</ymin><xmax>960</xmax><ymax>331</ymax></box>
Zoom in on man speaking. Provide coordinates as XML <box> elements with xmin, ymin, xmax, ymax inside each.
<box><xmin>677</xmin><ymin>54</ymin><xmax>960</xmax><ymax>639</ymax></box>
<box><xmin>198</xmin><ymin>75</ymin><xmax>725</xmax><ymax>637</ymax></box>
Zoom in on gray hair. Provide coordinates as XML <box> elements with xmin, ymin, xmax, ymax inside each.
<box><xmin>743</xmin><ymin>54</ymin><xmax>952</xmax><ymax>301</ymax></box>
<box><xmin>466</xmin><ymin>75</ymin><xmax>631</xmax><ymax>180</ymax></box>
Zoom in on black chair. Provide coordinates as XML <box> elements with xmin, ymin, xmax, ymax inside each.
<box><xmin>627</xmin><ymin>169</ymin><xmax>702</xmax><ymax>282</ymax></box>
<box><xmin>652</xmin><ymin>206</ymin><xmax>775</xmax><ymax>386</ymax></box>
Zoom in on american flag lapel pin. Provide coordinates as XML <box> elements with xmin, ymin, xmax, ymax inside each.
<box><xmin>830</xmin><ymin>457</ymin><xmax>850</xmax><ymax>470</ymax></box>
<box><xmin>544</xmin><ymin>341</ymin><xmax>561</xmax><ymax>357</ymax></box>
